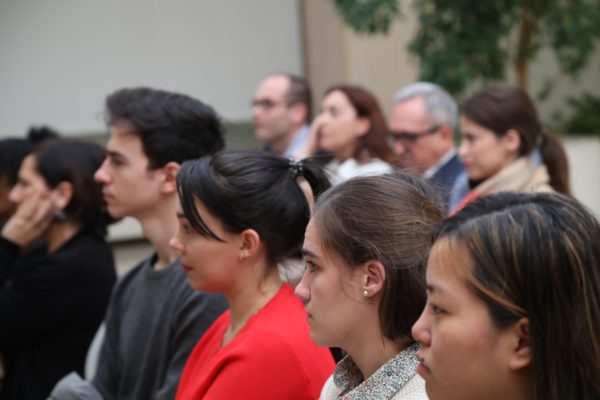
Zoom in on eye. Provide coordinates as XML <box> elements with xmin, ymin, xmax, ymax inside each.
<box><xmin>180</xmin><ymin>221</ymin><xmax>194</xmax><ymax>235</ymax></box>
<box><xmin>430</xmin><ymin>303</ymin><xmax>445</xmax><ymax>315</ymax></box>
<box><xmin>305</xmin><ymin>260</ymin><xmax>319</xmax><ymax>273</ymax></box>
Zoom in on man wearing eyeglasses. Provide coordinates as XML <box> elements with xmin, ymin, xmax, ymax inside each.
<box><xmin>252</xmin><ymin>73</ymin><xmax>312</xmax><ymax>157</ymax></box>
<box><xmin>389</xmin><ymin>82</ymin><xmax>464</xmax><ymax>207</ymax></box>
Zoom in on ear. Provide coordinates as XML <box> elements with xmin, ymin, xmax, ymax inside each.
<box><xmin>355</xmin><ymin>117</ymin><xmax>371</xmax><ymax>138</ymax></box>
<box><xmin>52</xmin><ymin>181</ymin><xmax>74</xmax><ymax>209</ymax></box>
<box><xmin>289</xmin><ymin>103</ymin><xmax>308</xmax><ymax>126</ymax></box>
<box><xmin>360</xmin><ymin>260</ymin><xmax>386</xmax><ymax>298</ymax></box>
<box><xmin>508</xmin><ymin>317</ymin><xmax>531</xmax><ymax>371</ymax></box>
<box><xmin>238</xmin><ymin>228</ymin><xmax>261</xmax><ymax>261</ymax></box>
<box><xmin>159</xmin><ymin>162</ymin><xmax>180</xmax><ymax>195</ymax></box>
<box><xmin>438</xmin><ymin>124</ymin><xmax>454</xmax><ymax>143</ymax></box>
<box><xmin>503</xmin><ymin>129</ymin><xmax>521</xmax><ymax>154</ymax></box>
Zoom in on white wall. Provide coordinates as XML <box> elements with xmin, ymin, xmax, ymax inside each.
<box><xmin>0</xmin><ymin>0</ymin><xmax>303</xmax><ymax>136</ymax></box>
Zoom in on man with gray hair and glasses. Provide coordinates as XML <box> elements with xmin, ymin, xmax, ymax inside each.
<box><xmin>388</xmin><ymin>82</ymin><xmax>463</xmax><ymax>208</ymax></box>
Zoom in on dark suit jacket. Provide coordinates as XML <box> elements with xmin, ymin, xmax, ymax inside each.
<box><xmin>428</xmin><ymin>154</ymin><xmax>464</xmax><ymax>210</ymax></box>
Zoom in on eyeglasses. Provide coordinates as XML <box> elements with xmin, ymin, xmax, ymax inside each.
<box><xmin>251</xmin><ymin>99</ymin><xmax>288</xmax><ymax>110</ymax></box>
<box><xmin>386</xmin><ymin>125</ymin><xmax>440</xmax><ymax>147</ymax></box>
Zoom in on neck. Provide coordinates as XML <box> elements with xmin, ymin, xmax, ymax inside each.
<box><xmin>271</xmin><ymin>126</ymin><xmax>301</xmax><ymax>156</ymax></box>
<box><xmin>342</xmin><ymin>311</ymin><xmax>408</xmax><ymax>380</ymax></box>
<box><xmin>45</xmin><ymin>220</ymin><xmax>82</xmax><ymax>253</ymax></box>
<box><xmin>222</xmin><ymin>263</ymin><xmax>282</xmax><ymax>345</ymax></box>
<box><xmin>334</xmin><ymin>143</ymin><xmax>359</xmax><ymax>163</ymax></box>
<box><xmin>135</xmin><ymin>195</ymin><xmax>179</xmax><ymax>270</ymax></box>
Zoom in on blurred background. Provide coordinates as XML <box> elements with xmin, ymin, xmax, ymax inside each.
<box><xmin>1</xmin><ymin>0</ymin><xmax>598</xmax><ymax>271</ymax></box>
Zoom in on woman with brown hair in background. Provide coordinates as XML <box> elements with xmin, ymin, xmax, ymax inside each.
<box><xmin>296</xmin><ymin>84</ymin><xmax>395</xmax><ymax>184</ymax></box>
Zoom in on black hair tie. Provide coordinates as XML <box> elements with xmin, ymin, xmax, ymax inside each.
<box><xmin>289</xmin><ymin>159</ymin><xmax>304</xmax><ymax>178</ymax></box>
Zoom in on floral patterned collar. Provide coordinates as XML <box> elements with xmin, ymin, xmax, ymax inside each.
<box><xmin>332</xmin><ymin>343</ymin><xmax>420</xmax><ymax>399</ymax></box>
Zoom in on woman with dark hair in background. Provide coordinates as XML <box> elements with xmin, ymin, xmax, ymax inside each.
<box><xmin>0</xmin><ymin>139</ymin><xmax>115</xmax><ymax>400</ymax></box>
<box><xmin>297</xmin><ymin>84</ymin><xmax>395</xmax><ymax>184</ymax></box>
<box><xmin>0</xmin><ymin>126</ymin><xmax>59</xmax><ymax>226</ymax></box>
<box><xmin>412</xmin><ymin>192</ymin><xmax>600</xmax><ymax>400</ymax></box>
<box><xmin>171</xmin><ymin>150</ymin><xmax>335</xmax><ymax>399</ymax></box>
<box><xmin>296</xmin><ymin>173</ymin><xmax>445</xmax><ymax>399</ymax></box>
<box><xmin>450</xmin><ymin>83</ymin><xmax>571</xmax><ymax>213</ymax></box>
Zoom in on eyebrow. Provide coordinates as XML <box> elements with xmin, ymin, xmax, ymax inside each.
<box><xmin>107</xmin><ymin>150</ymin><xmax>127</xmax><ymax>160</ymax></box>
<box><xmin>426</xmin><ymin>283</ymin><xmax>444</xmax><ymax>294</ymax></box>
<box><xmin>175</xmin><ymin>212</ymin><xmax>187</xmax><ymax>219</ymax></box>
<box><xmin>301</xmin><ymin>248</ymin><xmax>318</xmax><ymax>259</ymax></box>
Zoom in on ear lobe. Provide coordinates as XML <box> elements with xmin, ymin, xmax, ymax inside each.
<box><xmin>361</xmin><ymin>260</ymin><xmax>386</xmax><ymax>297</ymax></box>
<box><xmin>355</xmin><ymin>117</ymin><xmax>371</xmax><ymax>138</ymax></box>
<box><xmin>508</xmin><ymin>317</ymin><xmax>531</xmax><ymax>371</ymax></box>
<box><xmin>53</xmin><ymin>181</ymin><xmax>74</xmax><ymax>209</ymax></box>
<box><xmin>239</xmin><ymin>229</ymin><xmax>261</xmax><ymax>259</ymax></box>
<box><xmin>289</xmin><ymin>103</ymin><xmax>307</xmax><ymax>126</ymax></box>
<box><xmin>503</xmin><ymin>129</ymin><xmax>521</xmax><ymax>154</ymax></box>
<box><xmin>160</xmin><ymin>162</ymin><xmax>181</xmax><ymax>194</ymax></box>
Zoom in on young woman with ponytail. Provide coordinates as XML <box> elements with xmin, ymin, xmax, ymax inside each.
<box><xmin>449</xmin><ymin>83</ymin><xmax>570</xmax><ymax>213</ymax></box>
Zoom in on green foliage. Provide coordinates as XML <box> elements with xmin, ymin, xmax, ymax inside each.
<box><xmin>561</xmin><ymin>93</ymin><xmax>600</xmax><ymax>136</ymax></box>
<box><xmin>333</xmin><ymin>0</ymin><xmax>400</xmax><ymax>34</ymax></box>
<box><xmin>333</xmin><ymin>0</ymin><xmax>600</xmax><ymax>98</ymax></box>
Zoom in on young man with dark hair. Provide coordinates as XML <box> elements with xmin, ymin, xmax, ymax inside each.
<box><xmin>50</xmin><ymin>87</ymin><xmax>228</xmax><ymax>399</ymax></box>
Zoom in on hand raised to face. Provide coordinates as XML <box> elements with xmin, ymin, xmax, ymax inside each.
<box><xmin>2</xmin><ymin>191</ymin><xmax>58</xmax><ymax>248</ymax></box>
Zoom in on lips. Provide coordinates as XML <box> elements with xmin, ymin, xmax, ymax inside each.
<box><xmin>415</xmin><ymin>352</ymin><xmax>430</xmax><ymax>375</ymax></box>
<box><xmin>182</xmin><ymin>264</ymin><xmax>193</xmax><ymax>273</ymax></box>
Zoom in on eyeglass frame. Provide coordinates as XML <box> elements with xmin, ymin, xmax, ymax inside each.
<box><xmin>251</xmin><ymin>98</ymin><xmax>291</xmax><ymax>111</ymax></box>
<box><xmin>386</xmin><ymin>125</ymin><xmax>440</xmax><ymax>147</ymax></box>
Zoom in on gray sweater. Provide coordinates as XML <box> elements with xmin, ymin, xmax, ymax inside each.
<box><xmin>92</xmin><ymin>255</ymin><xmax>227</xmax><ymax>399</ymax></box>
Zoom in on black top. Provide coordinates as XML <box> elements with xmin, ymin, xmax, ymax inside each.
<box><xmin>0</xmin><ymin>229</ymin><xmax>116</xmax><ymax>400</ymax></box>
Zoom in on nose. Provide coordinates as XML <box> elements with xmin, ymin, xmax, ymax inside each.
<box><xmin>394</xmin><ymin>140</ymin><xmax>407</xmax><ymax>156</ymax></box>
<box><xmin>411</xmin><ymin>308</ymin><xmax>431</xmax><ymax>347</ymax></box>
<box><xmin>169</xmin><ymin>235</ymin><xmax>184</xmax><ymax>253</ymax></box>
<box><xmin>8</xmin><ymin>185</ymin><xmax>22</xmax><ymax>205</ymax></box>
<box><xmin>294</xmin><ymin>269</ymin><xmax>311</xmax><ymax>303</ymax></box>
<box><xmin>458</xmin><ymin>140</ymin><xmax>468</xmax><ymax>160</ymax></box>
<box><xmin>94</xmin><ymin>159</ymin><xmax>111</xmax><ymax>184</ymax></box>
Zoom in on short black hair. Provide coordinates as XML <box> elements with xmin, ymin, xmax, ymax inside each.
<box><xmin>105</xmin><ymin>87</ymin><xmax>225</xmax><ymax>168</ymax></box>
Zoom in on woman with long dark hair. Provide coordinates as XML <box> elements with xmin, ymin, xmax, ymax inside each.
<box><xmin>0</xmin><ymin>139</ymin><xmax>115</xmax><ymax>399</ymax></box>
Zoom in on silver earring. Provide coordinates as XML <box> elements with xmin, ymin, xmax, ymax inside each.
<box><xmin>54</xmin><ymin>209</ymin><xmax>67</xmax><ymax>221</ymax></box>
<box><xmin>362</xmin><ymin>290</ymin><xmax>369</xmax><ymax>297</ymax></box>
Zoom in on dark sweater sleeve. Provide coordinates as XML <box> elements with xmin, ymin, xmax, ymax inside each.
<box><xmin>156</xmin><ymin>290</ymin><xmax>228</xmax><ymax>400</ymax></box>
<box><xmin>0</xmin><ymin>236</ymin><xmax>21</xmax><ymax>283</ymax></box>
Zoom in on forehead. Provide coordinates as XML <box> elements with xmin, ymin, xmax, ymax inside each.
<box><xmin>255</xmin><ymin>76</ymin><xmax>289</xmax><ymax>99</ymax></box>
<box><xmin>322</xmin><ymin>90</ymin><xmax>352</xmax><ymax>108</ymax></box>
<box><xmin>426</xmin><ymin>239</ymin><xmax>472</xmax><ymax>289</ymax></box>
<box><xmin>391</xmin><ymin>96</ymin><xmax>431</xmax><ymax>129</ymax></box>
<box><xmin>107</xmin><ymin>124</ymin><xmax>149</xmax><ymax>162</ymax></box>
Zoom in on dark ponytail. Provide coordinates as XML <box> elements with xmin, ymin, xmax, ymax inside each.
<box><xmin>540</xmin><ymin>132</ymin><xmax>571</xmax><ymax>195</ymax></box>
